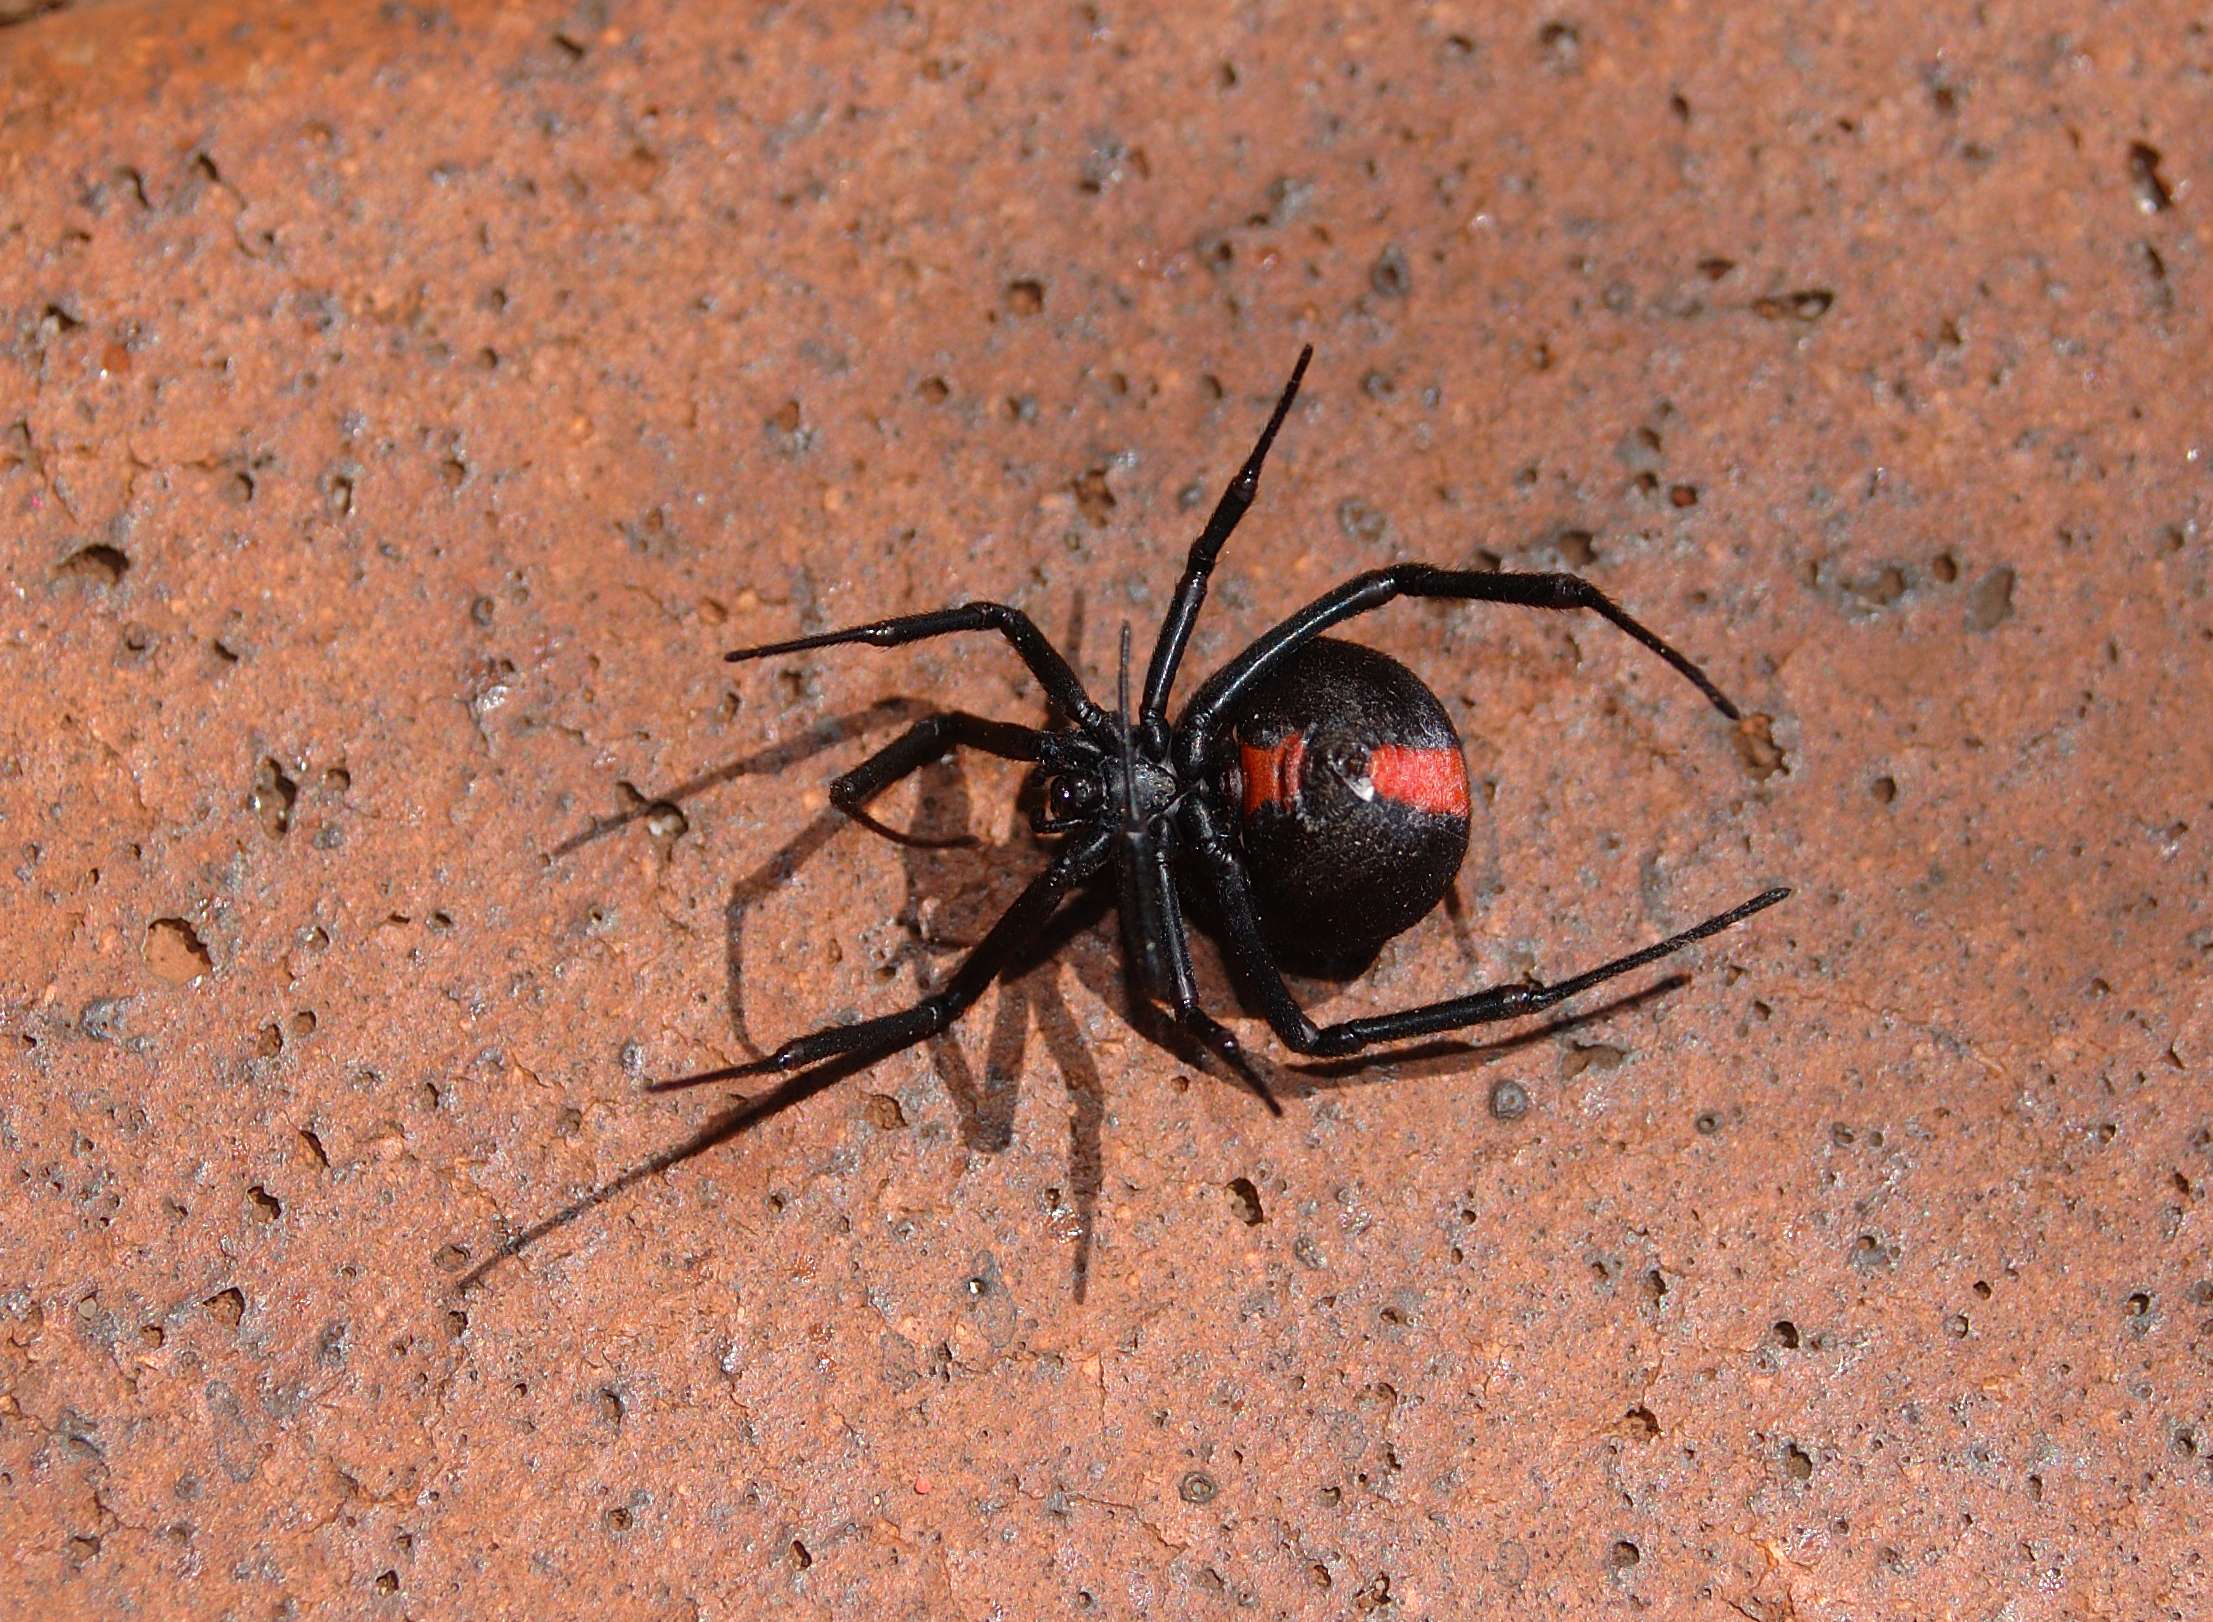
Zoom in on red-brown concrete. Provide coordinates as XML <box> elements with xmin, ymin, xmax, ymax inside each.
<box><xmin>4</xmin><ymin>1</ymin><xmax>2209</xmax><ymax>1615</ymax></box>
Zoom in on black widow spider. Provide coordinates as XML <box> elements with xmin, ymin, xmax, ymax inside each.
<box><xmin>680</xmin><ymin>345</ymin><xmax>1788</xmax><ymax>1103</ymax></box>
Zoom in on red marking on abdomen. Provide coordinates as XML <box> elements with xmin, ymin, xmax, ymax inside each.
<box><xmin>1239</xmin><ymin>733</ymin><xmax>1307</xmax><ymax>816</ymax></box>
<box><xmin>1368</xmin><ymin>744</ymin><xmax>1469</xmax><ymax>818</ymax></box>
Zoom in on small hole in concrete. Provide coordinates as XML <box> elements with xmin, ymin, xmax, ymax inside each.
<box><xmin>252</xmin><ymin>759</ymin><xmax>298</xmax><ymax>839</ymax></box>
<box><xmin>59</xmin><ymin>544</ymin><xmax>129</xmax><ymax>585</ymax></box>
<box><xmin>1369</xmin><ymin>245</ymin><xmax>1410</xmax><ymax>298</ymax></box>
<box><xmin>1227</xmin><ymin>1177</ymin><xmax>1264</xmax><ymax>1226</ymax></box>
<box><xmin>1072</xmin><ymin>466</ymin><xmax>1115</xmax><ymax>527</ymax></box>
<box><xmin>1753</xmin><ymin>289</ymin><xmax>1835</xmax><ymax>322</ymax></box>
<box><xmin>1734</xmin><ymin>714</ymin><xmax>1785</xmax><ymax>779</ymax></box>
<box><xmin>1539</xmin><ymin>20</ymin><xmax>1581</xmax><ymax>72</ymax></box>
<box><xmin>1562</xmin><ymin>1041</ymin><xmax>1624</xmax><ymax>1078</ymax></box>
<box><xmin>2127</xmin><ymin>142</ymin><xmax>2173</xmax><ymax>213</ymax></box>
<box><xmin>1967</xmin><ymin>566</ymin><xmax>2015</xmax><ymax>631</ymax></box>
<box><xmin>145</xmin><ymin>918</ymin><xmax>213</xmax><ymax>983</ymax></box>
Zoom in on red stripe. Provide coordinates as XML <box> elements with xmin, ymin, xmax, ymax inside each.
<box><xmin>1239</xmin><ymin>734</ymin><xmax>1306</xmax><ymax>815</ymax></box>
<box><xmin>1368</xmin><ymin>744</ymin><xmax>1469</xmax><ymax>817</ymax></box>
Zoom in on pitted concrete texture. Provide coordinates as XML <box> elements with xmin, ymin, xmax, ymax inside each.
<box><xmin>4</xmin><ymin>0</ymin><xmax>2210</xmax><ymax>1615</ymax></box>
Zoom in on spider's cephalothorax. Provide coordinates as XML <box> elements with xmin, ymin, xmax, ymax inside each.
<box><xmin>695</xmin><ymin>344</ymin><xmax>1788</xmax><ymax>1096</ymax></box>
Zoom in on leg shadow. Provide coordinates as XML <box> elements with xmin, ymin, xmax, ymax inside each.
<box><xmin>549</xmin><ymin>697</ymin><xmax>926</xmax><ymax>860</ymax></box>
<box><xmin>456</xmin><ymin>1050</ymin><xmax>873</xmax><ymax>1292</ymax></box>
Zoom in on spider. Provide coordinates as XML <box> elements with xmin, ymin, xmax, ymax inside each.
<box><xmin>695</xmin><ymin>345</ymin><xmax>1786</xmax><ymax>1103</ymax></box>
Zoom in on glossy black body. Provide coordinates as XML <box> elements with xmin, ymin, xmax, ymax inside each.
<box><xmin>1224</xmin><ymin>638</ymin><xmax>1470</xmax><ymax>970</ymax></box>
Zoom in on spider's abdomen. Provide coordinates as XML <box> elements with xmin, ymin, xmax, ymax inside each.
<box><xmin>1223</xmin><ymin>637</ymin><xmax>1471</xmax><ymax>970</ymax></box>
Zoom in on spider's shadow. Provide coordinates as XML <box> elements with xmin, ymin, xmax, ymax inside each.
<box><xmin>462</xmin><ymin>642</ymin><xmax>1691</xmax><ymax>1298</ymax></box>
<box><xmin>705</xmin><ymin>599</ymin><xmax>1241</xmax><ymax>1303</ymax></box>
<box><xmin>470</xmin><ymin>605</ymin><xmax>1203</xmax><ymax>1299</ymax></box>
<box><xmin>788</xmin><ymin>763</ymin><xmax>1128</xmax><ymax>1302</ymax></box>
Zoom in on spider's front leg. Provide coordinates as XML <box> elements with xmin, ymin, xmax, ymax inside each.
<box><xmin>727</xmin><ymin>601</ymin><xmax>1107</xmax><ymax>730</ymax></box>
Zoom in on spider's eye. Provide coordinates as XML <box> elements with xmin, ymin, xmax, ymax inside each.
<box><xmin>1044</xmin><ymin>774</ymin><xmax>1096</xmax><ymax>820</ymax></box>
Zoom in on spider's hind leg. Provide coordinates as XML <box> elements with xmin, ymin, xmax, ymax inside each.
<box><xmin>1295</xmin><ymin>887</ymin><xmax>1792</xmax><ymax>1057</ymax></box>
<box><xmin>1185</xmin><ymin>797</ymin><xmax>1785</xmax><ymax>1062</ymax></box>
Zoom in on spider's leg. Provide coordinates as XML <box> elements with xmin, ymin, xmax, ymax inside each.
<box><xmin>1176</xmin><ymin>566</ymin><xmax>1744</xmax><ymax>778</ymax></box>
<box><xmin>729</xmin><ymin>602</ymin><xmax>1108</xmax><ymax>732</ymax></box>
<box><xmin>1184</xmin><ymin>800</ymin><xmax>1786</xmax><ymax>1059</ymax></box>
<box><xmin>829</xmin><ymin>711</ymin><xmax>1042</xmax><ymax>849</ymax></box>
<box><xmin>1294</xmin><ymin>887</ymin><xmax>1790</xmax><ymax>1057</ymax></box>
<box><xmin>1138</xmin><ymin>344</ymin><xmax>1313</xmax><ymax>736</ymax></box>
<box><xmin>1181</xmin><ymin>799</ymin><xmax>1329</xmax><ymax>1052</ymax></box>
<box><xmin>666</xmin><ymin>829</ymin><xmax>1112</xmax><ymax>1085</ymax></box>
<box><xmin>1148</xmin><ymin>846</ymin><xmax>1282</xmax><ymax>1116</ymax></box>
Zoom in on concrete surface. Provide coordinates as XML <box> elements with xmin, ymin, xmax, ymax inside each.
<box><xmin>3</xmin><ymin>0</ymin><xmax>2209</xmax><ymax>1615</ymax></box>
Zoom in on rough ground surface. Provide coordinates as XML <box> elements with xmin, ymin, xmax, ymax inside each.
<box><xmin>4</xmin><ymin>1</ymin><xmax>2210</xmax><ymax>1615</ymax></box>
